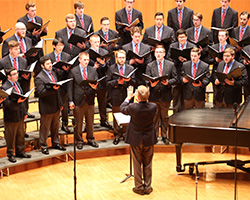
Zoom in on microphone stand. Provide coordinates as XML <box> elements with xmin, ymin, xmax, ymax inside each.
<box><xmin>233</xmin><ymin>103</ymin><xmax>238</xmax><ymax>200</ymax></box>
<box><xmin>72</xmin><ymin>118</ymin><xmax>77</xmax><ymax>200</ymax></box>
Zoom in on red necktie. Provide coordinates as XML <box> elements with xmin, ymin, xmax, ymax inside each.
<box><xmin>14</xmin><ymin>82</ymin><xmax>20</xmax><ymax>94</ymax></box>
<box><xmin>32</xmin><ymin>19</ymin><xmax>34</xmax><ymax>23</ymax></box>
<box><xmin>82</xmin><ymin>68</ymin><xmax>87</xmax><ymax>80</ymax></box>
<box><xmin>224</xmin><ymin>64</ymin><xmax>229</xmax><ymax>74</ymax></box>
<box><xmin>178</xmin><ymin>11</ymin><xmax>182</xmax><ymax>28</ymax></box>
<box><xmin>20</xmin><ymin>38</ymin><xmax>25</xmax><ymax>54</ymax></box>
<box><xmin>181</xmin><ymin>44</ymin><xmax>184</xmax><ymax>50</ymax></box>
<box><xmin>220</xmin><ymin>46</ymin><xmax>223</xmax><ymax>52</ymax></box>
<box><xmin>135</xmin><ymin>44</ymin><xmax>139</xmax><ymax>54</ymax></box>
<box><xmin>69</xmin><ymin>30</ymin><xmax>73</xmax><ymax>50</ymax></box>
<box><xmin>120</xmin><ymin>66</ymin><xmax>124</xmax><ymax>76</ymax></box>
<box><xmin>13</xmin><ymin>58</ymin><xmax>18</xmax><ymax>70</ymax></box>
<box><xmin>157</xmin><ymin>28</ymin><xmax>161</xmax><ymax>40</ymax></box>
<box><xmin>193</xmin><ymin>63</ymin><xmax>197</xmax><ymax>78</ymax></box>
<box><xmin>221</xmin><ymin>10</ymin><xmax>225</xmax><ymax>27</ymax></box>
<box><xmin>49</xmin><ymin>72</ymin><xmax>55</xmax><ymax>82</ymax></box>
<box><xmin>239</xmin><ymin>28</ymin><xmax>244</xmax><ymax>41</ymax></box>
<box><xmin>159</xmin><ymin>62</ymin><xmax>163</xmax><ymax>76</ymax></box>
<box><xmin>80</xmin><ymin>17</ymin><xmax>85</xmax><ymax>29</ymax></box>
<box><xmin>195</xmin><ymin>29</ymin><xmax>199</xmax><ymax>43</ymax></box>
<box><xmin>128</xmin><ymin>12</ymin><xmax>131</xmax><ymax>25</ymax></box>
<box><xmin>56</xmin><ymin>54</ymin><xmax>60</xmax><ymax>62</ymax></box>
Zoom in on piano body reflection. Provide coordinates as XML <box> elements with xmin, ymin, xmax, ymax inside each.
<box><xmin>169</xmin><ymin>100</ymin><xmax>250</xmax><ymax>174</ymax></box>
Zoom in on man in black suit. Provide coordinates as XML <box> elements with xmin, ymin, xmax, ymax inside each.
<box><xmin>47</xmin><ymin>38</ymin><xmax>71</xmax><ymax>133</ymax></box>
<box><xmin>181</xmin><ymin>47</ymin><xmax>210</xmax><ymax>109</ymax></box>
<box><xmin>167</xmin><ymin>0</ymin><xmax>193</xmax><ymax>33</ymax></box>
<box><xmin>211</xmin><ymin>0</ymin><xmax>238</xmax><ymax>43</ymax></box>
<box><xmin>167</xmin><ymin>29</ymin><xmax>196</xmax><ymax>113</ymax></box>
<box><xmin>17</xmin><ymin>2</ymin><xmax>48</xmax><ymax>45</ymax></box>
<box><xmin>120</xmin><ymin>85</ymin><xmax>157</xmax><ymax>195</ymax></box>
<box><xmin>115</xmin><ymin>0</ymin><xmax>144</xmax><ymax>47</ymax></box>
<box><xmin>142</xmin><ymin>12</ymin><xmax>175</xmax><ymax>54</ymax></box>
<box><xmin>74</xmin><ymin>1</ymin><xmax>94</xmax><ymax>33</ymax></box>
<box><xmin>68</xmin><ymin>52</ymin><xmax>99</xmax><ymax>149</ymax></box>
<box><xmin>55</xmin><ymin>14</ymin><xmax>87</xmax><ymax>59</ymax></box>
<box><xmin>213</xmin><ymin>48</ymin><xmax>247</xmax><ymax>108</ymax></box>
<box><xmin>35</xmin><ymin>56</ymin><xmax>66</xmax><ymax>155</ymax></box>
<box><xmin>2</xmin><ymin>68</ymin><xmax>31</xmax><ymax>163</ymax></box>
<box><xmin>106</xmin><ymin>50</ymin><xmax>136</xmax><ymax>145</ymax></box>
<box><xmin>242</xmin><ymin>45</ymin><xmax>250</xmax><ymax>100</ymax></box>
<box><xmin>186</xmin><ymin>13</ymin><xmax>213</xmax><ymax>64</ymax></box>
<box><xmin>145</xmin><ymin>45</ymin><xmax>177</xmax><ymax>144</ymax></box>
<box><xmin>122</xmin><ymin>27</ymin><xmax>152</xmax><ymax>87</ymax></box>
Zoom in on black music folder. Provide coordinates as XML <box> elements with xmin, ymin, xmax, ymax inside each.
<box><xmin>215</xmin><ymin>67</ymin><xmax>242</xmax><ymax>83</ymax></box>
<box><xmin>229</xmin><ymin>37</ymin><xmax>250</xmax><ymax>48</ymax></box>
<box><xmin>80</xmin><ymin>75</ymin><xmax>107</xmax><ymax>86</ymax></box>
<box><xmin>0</xmin><ymin>28</ymin><xmax>12</xmax><ymax>37</ymax></box>
<box><xmin>24</xmin><ymin>40</ymin><xmax>43</xmax><ymax>57</ymax></box>
<box><xmin>208</xmin><ymin>45</ymin><xmax>224</xmax><ymax>60</ymax></box>
<box><xmin>19</xmin><ymin>61</ymin><xmax>37</xmax><ymax>76</ymax></box>
<box><xmin>211</xmin><ymin>27</ymin><xmax>234</xmax><ymax>32</ymax></box>
<box><xmin>116</xmin><ymin>18</ymin><xmax>140</xmax><ymax>28</ymax></box>
<box><xmin>68</xmin><ymin>32</ymin><xmax>94</xmax><ymax>46</ymax></box>
<box><xmin>241</xmin><ymin>49</ymin><xmax>250</xmax><ymax>61</ymax></box>
<box><xmin>142</xmin><ymin>73</ymin><xmax>168</xmax><ymax>82</ymax></box>
<box><xmin>113</xmin><ymin>68</ymin><xmax>137</xmax><ymax>79</ymax></box>
<box><xmin>10</xmin><ymin>87</ymin><xmax>35</xmax><ymax>100</ymax></box>
<box><xmin>98</xmin><ymin>34</ymin><xmax>120</xmax><ymax>44</ymax></box>
<box><xmin>0</xmin><ymin>69</ymin><xmax>6</xmax><ymax>80</ymax></box>
<box><xmin>0</xmin><ymin>87</ymin><xmax>13</xmax><ymax>99</ymax></box>
<box><xmin>46</xmin><ymin>78</ymin><xmax>73</xmax><ymax>87</ymax></box>
<box><xmin>182</xmin><ymin>71</ymin><xmax>207</xmax><ymax>83</ymax></box>
<box><xmin>170</xmin><ymin>47</ymin><xmax>192</xmax><ymax>61</ymax></box>
<box><xmin>52</xmin><ymin>56</ymin><xmax>79</xmax><ymax>70</ymax></box>
<box><xmin>147</xmin><ymin>36</ymin><xmax>173</xmax><ymax>47</ymax></box>
<box><xmin>77</xmin><ymin>22</ymin><xmax>93</xmax><ymax>34</ymax></box>
<box><xmin>188</xmin><ymin>35</ymin><xmax>210</xmax><ymax>48</ymax></box>
<box><xmin>26</xmin><ymin>19</ymin><xmax>51</xmax><ymax>32</ymax></box>
<box><xmin>89</xmin><ymin>49</ymin><xmax>113</xmax><ymax>62</ymax></box>
<box><xmin>126</xmin><ymin>50</ymin><xmax>152</xmax><ymax>60</ymax></box>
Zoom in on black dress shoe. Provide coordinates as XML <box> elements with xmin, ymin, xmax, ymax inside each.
<box><xmin>27</xmin><ymin>113</ymin><xmax>35</xmax><ymax>118</ymax></box>
<box><xmin>162</xmin><ymin>137</ymin><xmax>169</xmax><ymax>145</ymax></box>
<box><xmin>100</xmin><ymin>121</ymin><xmax>112</xmax><ymax>129</ymax></box>
<box><xmin>77</xmin><ymin>143</ymin><xmax>83</xmax><ymax>150</ymax></box>
<box><xmin>61</xmin><ymin>122</ymin><xmax>71</xmax><ymax>133</ymax></box>
<box><xmin>113</xmin><ymin>138</ymin><xmax>120</xmax><ymax>145</ymax></box>
<box><xmin>8</xmin><ymin>155</ymin><xmax>17</xmax><ymax>163</ymax></box>
<box><xmin>53</xmin><ymin>144</ymin><xmax>66</xmax><ymax>151</ymax></box>
<box><xmin>16</xmin><ymin>152</ymin><xmax>31</xmax><ymax>158</ymax></box>
<box><xmin>41</xmin><ymin>148</ymin><xmax>49</xmax><ymax>155</ymax></box>
<box><xmin>132</xmin><ymin>187</ymin><xmax>145</xmax><ymax>195</ymax></box>
<box><xmin>145</xmin><ymin>188</ymin><xmax>153</xmax><ymax>195</ymax></box>
<box><xmin>87</xmin><ymin>140</ymin><xmax>99</xmax><ymax>148</ymax></box>
<box><xmin>24</xmin><ymin>133</ymin><xmax>29</xmax><ymax>138</ymax></box>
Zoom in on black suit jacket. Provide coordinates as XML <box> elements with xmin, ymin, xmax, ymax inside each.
<box><xmin>115</xmin><ymin>7</ymin><xmax>143</xmax><ymax>46</ymax></box>
<box><xmin>167</xmin><ymin>7</ymin><xmax>193</xmax><ymax>33</ymax></box>
<box><xmin>211</xmin><ymin>7</ymin><xmax>238</xmax><ymax>43</ymax></box>
<box><xmin>214</xmin><ymin>60</ymin><xmax>247</xmax><ymax>104</ymax></box>
<box><xmin>232</xmin><ymin>26</ymin><xmax>250</xmax><ymax>41</ymax></box>
<box><xmin>35</xmin><ymin>70</ymin><xmax>62</xmax><ymax>115</ymax></box>
<box><xmin>55</xmin><ymin>27</ymin><xmax>86</xmax><ymax>59</ymax></box>
<box><xmin>186</xmin><ymin>26</ymin><xmax>213</xmax><ymax>64</ymax></box>
<box><xmin>106</xmin><ymin>63</ymin><xmax>136</xmax><ymax>106</ymax></box>
<box><xmin>181</xmin><ymin>60</ymin><xmax>210</xmax><ymax>101</ymax></box>
<box><xmin>120</xmin><ymin>100</ymin><xmax>157</xmax><ymax>147</ymax></box>
<box><xmin>75</xmin><ymin>13</ymin><xmax>94</xmax><ymax>33</ymax></box>
<box><xmin>17</xmin><ymin>14</ymin><xmax>47</xmax><ymax>45</ymax></box>
<box><xmin>0</xmin><ymin>56</ymin><xmax>30</xmax><ymax>93</ymax></box>
<box><xmin>145</xmin><ymin>59</ymin><xmax>177</xmax><ymax>102</ymax></box>
<box><xmin>67</xmin><ymin>65</ymin><xmax>97</xmax><ymax>106</ymax></box>
<box><xmin>2</xmin><ymin>80</ymin><xmax>26</xmax><ymax>122</ymax></box>
<box><xmin>122</xmin><ymin>42</ymin><xmax>152</xmax><ymax>86</ymax></box>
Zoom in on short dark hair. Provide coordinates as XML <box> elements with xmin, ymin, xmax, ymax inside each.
<box><xmin>154</xmin><ymin>12</ymin><xmax>164</xmax><ymax>19</ymax></box>
<box><xmin>100</xmin><ymin>17</ymin><xmax>109</xmax><ymax>24</ymax></box>
<box><xmin>131</xmin><ymin>26</ymin><xmax>142</xmax><ymax>35</ymax></box>
<box><xmin>6</xmin><ymin>68</ymin><xmax>17</xmax><ymax>77</ymax></box>
<box><xmin>218</xmin><ymin>29</ymin><xmax>229</xmax><ymax>37</ymax></box>
<box><xmin>191</xmin><ymin>47</ymin><xmax>201</xmax><ymax>55</ymax></box>
<box><xmin>52</xmin><ymin>38</ymin><xmax>64</xmax><ymax>46</ymax></box>
<box><xmin>74</xmin><ymin>1</ymin><xmax>84</xmax><ymax>9</ymax></box>
<box><xmin>176</xmin><ymin>28</ymin><xmax>187</xmax><ymax>37</ymax></box>
<box><xmin>175</xmin><ymin>0</ymin><xmax>186</xmax><ymax>2</ymax></box>
<box><xmin>25</xmin><ymin>2</ymin><xmax>35</xmax><ymax>10</ymax></box>
<box><xmin>40</xmin><ymin>55</ymin><xmax>51</xmax><ymax>66</ymax></box>
<box><xmin>193</xmin><ymin>13</ymin><xmax>203</xmax><ymax>21</ymax></box>
<box><xmin>240</xmin><ymin>11</ymin><xmax>250</xmax><ymax>19</ymax></box>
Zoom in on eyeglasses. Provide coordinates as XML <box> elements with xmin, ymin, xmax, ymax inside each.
<box><xmin>125</xmin><ymin>1</ymin><xmax>134</xmax><ymax>4</ymax></box>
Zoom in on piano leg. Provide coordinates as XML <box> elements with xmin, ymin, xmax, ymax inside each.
<box><xmin>175</xmin><ymin>143</ymin><xmax>185</xmax><ymax>172</ymax></box>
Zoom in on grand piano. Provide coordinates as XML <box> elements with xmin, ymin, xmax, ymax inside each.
<box><xmin>169</xmin><ymin>100</ymin><xmax>250</xmax><ymax>174</ymax></box>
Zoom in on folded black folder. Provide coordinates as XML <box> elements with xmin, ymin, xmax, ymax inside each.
<box><xmin>98</xmin><ymin>34</ymin><xmax>120</xmax><ymax>44</ymax></box>
<box><xmin>46</xmin><ymin>78</ymin><xmax>73</xmax><ymax>87</ymax></box>
<box><xmin>170</xmin><ymin>47</ymin><xmax>192</xmax><ymax>61</ymax></box>
<box><xmin>19</xmin><ymin>61</ymin><xmax>37</xmax><ymax>76</ymax></box>
<box><xmin>0</xmin><ymin>28</ymin><xmax>12</xmax><ymax>37</ymax></box>
<box><xmin>26</xmin><ymin>19</ymin><xmax>51</xmax><ymax>32</ymax></box>
<box><xmin>211</xmin><ymin>27</ymin><xmax>234</xmax><ymax>32</ymax></box>
<box><xmin>113</xmin><ymin>68</ymin><xmax>137</xmax><ymax>79</ymax></box>
<box><xmin>68</xmin><ymin>32</ymin><xmax>94</xmax><ymax>46</ymax></box>
<box><xmin>188</xmin><ymin>35</ymin><xmax>210</xmax><ymax>48</ymax></box>
<box><xmin>208</xmin><ymin>45</ymin><xmax>223</xmax><ymax>60</ymax></box>
<box><xmin>229</xmin><ymin>37</ymin><xmax>250</xmax><ymax>48</ymax></box>
<box><xmin>24</xmin><ymin>40</ymin><xmax>43</xmax><ymax>57</ymax></box>
<box><xmin>0</xmin><ymin>87</ymin><xmax>13</xmax><ymax>99</ymax></box>
<box><xmin>0</xmin><ymin>69</ymin><xmax>6</xmax><ymax>80</ymax></box>
<box><xmin>77</xmin><ymin>22</ymin><xmax>93</xmax><ymax>34</ymax></box>
<box><xmin>10</xmin><ymin>87</ymin><xmax>35</xmax><ymax>100</ymax></box>
<box><xmin>126</xmin><ymin>50</ymin><xmax>152</xmax><ymax>60</ymax></box>
<box><xmin>241</xmin><ymin>49</ymin><xmax>250</xmax><ymax>61</ymax></box>
<box><xmin>215</xmin><ymin>67</ymin><xmax>242</xmax><ymax>83</ymax></box>
<box><xmin>142</xmin><ymin>73</ymin><xmax>168</xmax><ymax>82</ymax></box>
<box><xmin>52</xmin><ymin>56</ymin><xmax>79</xmax><ymax>70</ymax></box>
<box><xmin>147</xmin><ymin>36</ymin><xmax>173</xmax><ymax>47</ymax></box>
<box><xmin>89</xmin><ymin>49</ymin><xmax>113</xmax><ymax>62</ymax></box>
<box><xmin>80</xmin><ymin>75</ymin><xmax>107</xmax><ymax>86</ymax></box>
<box><xmin>116</xmin><ymin>18</ymin><xmax>140</xmax><ymax>28</ymax></box>
<box><xmin>182</xmin><ymin>71</ymin><xmax>207</xmax><ymax>83</ymax></box>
